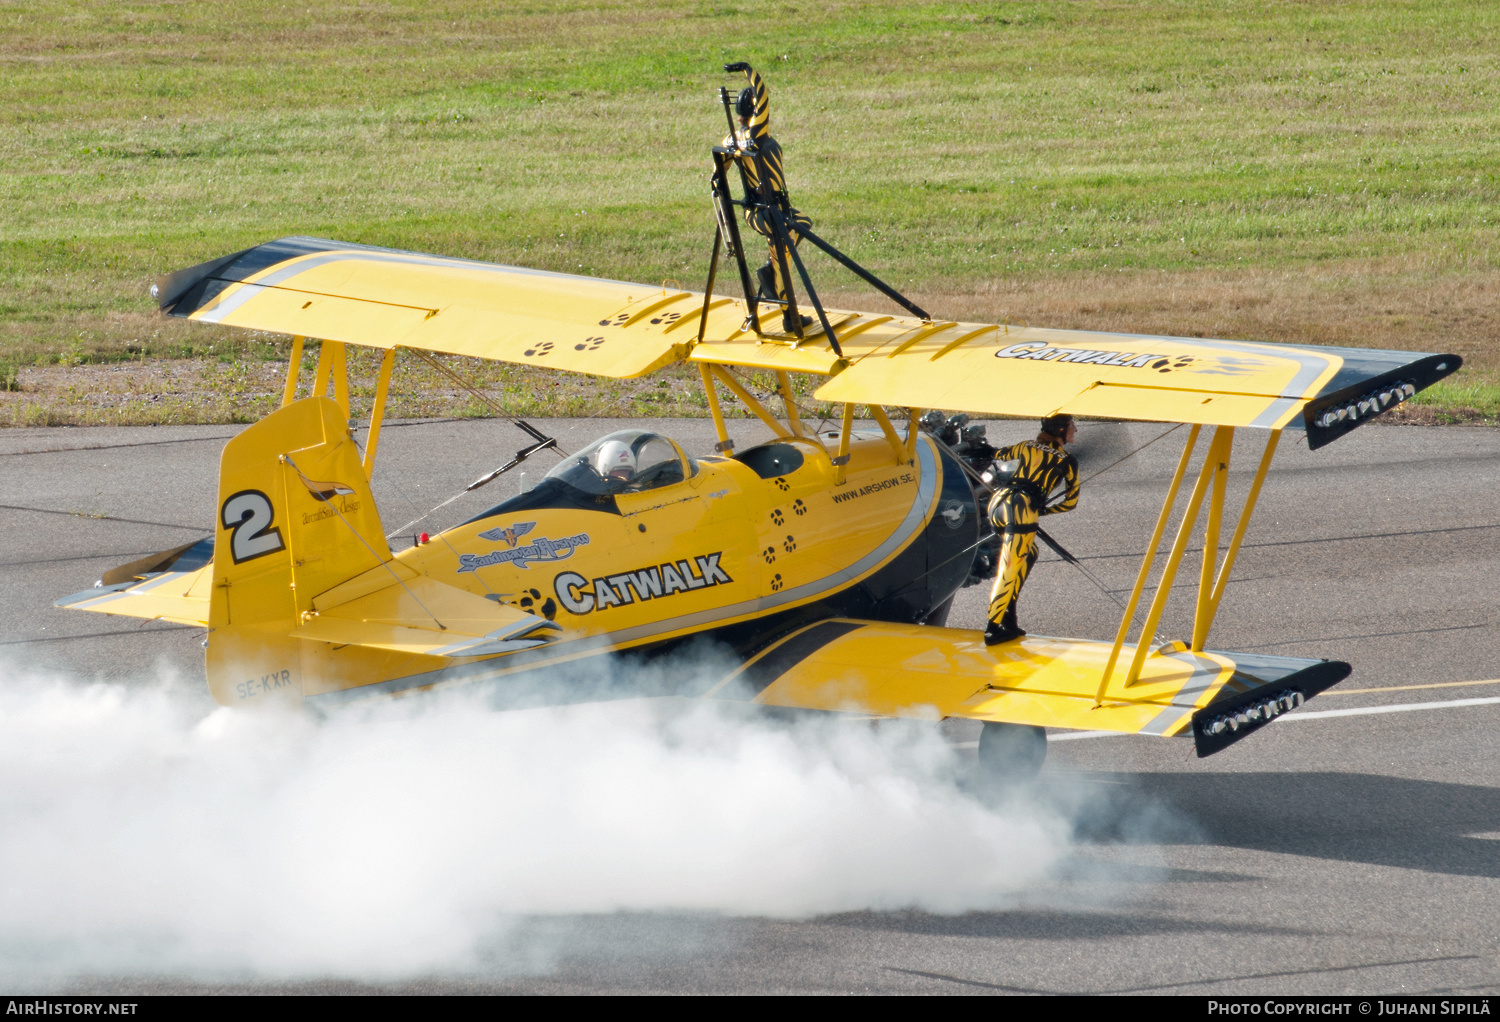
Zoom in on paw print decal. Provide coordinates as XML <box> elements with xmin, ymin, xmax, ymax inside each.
<box><xmin>649</xmin><ymin>312</ymin><xmax>683</xmax><ymax>326</ymax></box>
<box><xmin>771</xmin><ymin>508</ymin><xmax>784</xmax><ymax>526</ymax></box>
<box><xmin>762</xmin><ymin>546</ymin><xmax>777</xmax><ymax>564</ymax></box>
<box><xmin>792</xmin><ymin>499</ymin><xmax>806</xmax><ymax>516</ymax></box>
<box><xmin>523</xmin><ymin>342</ymin><xmax>554</xmax><ymax>358</ymax></box>
<box><xmin>770</xmin><ymin>573</ymin><xmax>783</xmax><ymax>592</ymax></box>
<box><xmin>573</xmin><ymin>336</ymin><xmax>606</xmax><ymax>352</ymax></box>
<box><xmin>597</xmin><ymin>313</ymin><xmax>630</xmax><ymax>327</ymax></box>
<box><xmin>773</xmin><ymin>477</ymin><xmax>791</xmax><ymax>492</ymax></box>
<box><xmin>512</xmin><ymin>587</ymin><xmax>557</xmax><ymax>620</ymax></box>
<box><xmin>782</xmin><ymin>535</ymin><xmax>797</xmax><ymax>554</ymax></box>
<box><xmin>1150</xmin><ymin>355</ymin><xmax>1197</xmax><ymax>374</ymax></box>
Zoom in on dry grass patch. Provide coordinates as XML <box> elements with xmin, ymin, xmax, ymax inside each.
<box><xmin>879</xmin><ymin>254</ymin><xmax>1500</xmax><ymax>375</ymax></box>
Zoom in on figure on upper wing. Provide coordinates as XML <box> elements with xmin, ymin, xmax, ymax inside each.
<box><xmin>721</xmin><ymin>61</ymin><xmax>813</xmax><ymax>335</ymax></box>
<box><xmin>982</xmin><ymin>413</ymin><xmax>1081</xmax><ymax>645</ymax></box>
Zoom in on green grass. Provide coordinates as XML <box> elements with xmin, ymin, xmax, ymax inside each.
<box><xmin>1408</xmin><ymin>378</ymin><xmax>1500</xmax><ymax>423</ymax></box>
<box><xmin>2</xmin><ymin>0</ymin><xmax>1498</xmax><ymax>413</ymax></box>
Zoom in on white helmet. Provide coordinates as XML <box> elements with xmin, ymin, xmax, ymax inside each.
<box><xmin>595</xmin><ymin>440</ymin><xmax>636</xmax><ymax>482</ymax></box>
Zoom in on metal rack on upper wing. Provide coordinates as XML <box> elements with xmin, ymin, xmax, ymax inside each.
<box><xmin>696</xmin><ymin>85</ymin><xmax>931</xmax><ymax>355</ymax></box>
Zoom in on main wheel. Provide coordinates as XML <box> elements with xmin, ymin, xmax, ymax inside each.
<box><xmin>976</xmin><ymin>721</ymin><xmax>1047</xmax><ymax>785</ymax></box>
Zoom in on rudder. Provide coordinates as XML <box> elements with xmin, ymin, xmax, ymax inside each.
<box><xmin>207</xmin><ymin>397</ymin><xmax>389</xmax><ymax>705</ymax></box>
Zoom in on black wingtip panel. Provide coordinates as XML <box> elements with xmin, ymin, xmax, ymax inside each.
<box><xmin>1191</xmin><ymin>659</ymin><xmax>1351</xmax><ymax>757</ymax></box>
<box><xmin>1302</xmin><ymin>352</ymin><xmax>1462</xmax><ymax>449</ymax></box>
<box><xmin>153</xmin><ymin>237</ymin><xmax>368</xmax><ymax>317</ymax></box>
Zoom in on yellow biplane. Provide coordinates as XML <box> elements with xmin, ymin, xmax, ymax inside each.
<box><xmin>52</xmin><ymin>229</ymin><xmax>1461</xmax><ymax>775</ymax></box>
<box><xmin>58</xmin><ymin>62</ymin><xmax>1467</xmax><ymax>775</ymax></box>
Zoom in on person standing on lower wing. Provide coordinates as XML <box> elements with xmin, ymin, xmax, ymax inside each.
<box><xmin>984</xmin><ymin>414</ymin><xmax>1081</xmax><ymax>645</ymax></box>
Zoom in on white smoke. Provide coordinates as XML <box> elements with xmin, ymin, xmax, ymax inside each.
<box><xmin>0</xmin><ymin>656</ymin><xmax>1131</xmax><ymax>983</ymax></box>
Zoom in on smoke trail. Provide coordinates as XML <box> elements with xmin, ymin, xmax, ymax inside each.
<box><xmin>0</xmin><ymin>657</ymin><xmax>1101</xmax><ymax>982</ymax></box>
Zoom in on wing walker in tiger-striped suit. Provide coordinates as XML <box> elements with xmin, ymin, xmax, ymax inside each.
<box><xmin>721</xmin><ymin>61</ymin><xmax>813</xmax><ymax>336</ymax></box>
<box><xmin>984</xmin><ymin>414</ymin><xmax>1081</xmax><ymax>645</ymax></box>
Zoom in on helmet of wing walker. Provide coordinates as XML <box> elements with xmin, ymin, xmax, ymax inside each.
<box><xmin>1039</xmin><ymin>413</ymin><xmax>1076</xmax><ymax>443</ymax></box>
<box><xmin>594</xmin><ymin>439</ymin><xmax>636</xmax><ymax>487</ymax></box>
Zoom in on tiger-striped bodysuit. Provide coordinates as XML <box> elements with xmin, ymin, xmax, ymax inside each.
<box><xmin>721</xmin><ymin>65</ymin><xmax>812</xmax><ymax>315</ymax></box>
<box><xmin>985</xmin><ymin>436</ymin><xmax>1080</xmax><ymax>640</ymax></box>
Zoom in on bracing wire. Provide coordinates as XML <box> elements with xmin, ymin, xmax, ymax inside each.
<box><xmin>711</xmin><ymin>366</ymin><xmax>1151</xmax><ymax>627</ymax></box>
<box><xmin>716</xmin><ymin>365</ymin><xmax>845</xmax><ymax>439</ymax></box>
<box><xmin>925</xmin><ymin>426</ymin><xmax>1158</xmax><ymax>639</ymax></box>
<box><xmin>385</xmin><ymin>490</ymin><xmax>474</xmax><ymax>542</ymax></box>
<box><xmin>371</xmin><ymin>349</ymin><xmax>567</xmax><ymax>556</ymax></box>
<box><xmin>404</xmin><ymin>348</ymin><xmax>569</xmax><ymax>459</ymax></box>
<box><xmin>1080</xmin><ymin>422</ymin><xmax>1184</xmax><ymax>485</ymax></box>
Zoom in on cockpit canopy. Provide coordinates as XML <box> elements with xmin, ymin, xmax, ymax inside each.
<box><xmin>466</xmin><ymin>429</ymin><xmax>698</xmax><ymax>524</ymax></box>
<box><xmin>544</xmin><ymin>430</ymin><xmax>696</xmax><ymax>495</ymax></box>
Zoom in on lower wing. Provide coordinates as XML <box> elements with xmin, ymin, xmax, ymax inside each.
<box><xmin>720</xmin><ymin>619</ymin><xmax>1347</xmax><ymax>757</ymax></box>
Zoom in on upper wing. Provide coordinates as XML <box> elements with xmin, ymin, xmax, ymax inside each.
<box><xmin>156</xmin><ymin>236</ymin><xmax>702</xmax><ymax>379</ymax></box>
<box><xmin>725</xmin><ymin>619</ymin><xmax>1349</xmax><ymax>755</ymax></box>
<box><xmin>813</xmin><ymin>325</ymin><xmax>1460</xmax><ymax>448</ymax></box>
<box><xmin>158</xmin><ymin>237</ymin><xmax>1460</xmax><ymax>445</ymax></box>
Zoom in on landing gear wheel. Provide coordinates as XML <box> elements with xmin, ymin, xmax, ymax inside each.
<box><xmin>976</xmin><ymin>721</ymin><xmax>1047</xmax><ymax>786</ymax></box>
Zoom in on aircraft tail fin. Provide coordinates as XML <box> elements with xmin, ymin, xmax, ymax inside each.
<box><xmin>207</xmin><ymin>396</ymin><xmax>390</xmax><ymax>704</ymax></box>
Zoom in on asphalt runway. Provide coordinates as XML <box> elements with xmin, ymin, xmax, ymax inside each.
<box><xmin>2</xmin><ymin>415</ymin><xmax>1498</xmax><ymax>994</ymax></box>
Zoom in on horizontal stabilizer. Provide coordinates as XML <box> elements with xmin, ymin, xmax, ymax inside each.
<box><xmin>99</xmin><ymin>536</ymin><xmax>212</xmax><ymax>586</ymax></box>
<box><xmin>54</xmin><ymin>537</ymin><xmax>215</xmax><ymax>627</ymax></box>
<box><xmin>294</xmin><ymin>574</ymin><xmax>559</xmax><ymax>658</ymax></box>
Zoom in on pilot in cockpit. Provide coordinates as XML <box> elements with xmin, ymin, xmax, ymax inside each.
<box><xmin>594</xmin><ymin>440</ymin><xmax>637</xmax><ymax>487</ymax></box>
<box><xmin>539</xmin><ymin>429</ymin><xmax>689</xmax><ymax>496</ymax></box>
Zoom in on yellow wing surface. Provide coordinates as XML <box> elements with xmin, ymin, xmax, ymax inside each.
<box><xmin>726</xmin><ymin>619</ymin><xmax>1349</xmax><ymax>755</ymax></box>
<box><xmin>159</xmin><ymin>237</ymin><xmax>1460</xmax><ymax>446</ymax></box>
<box><xmin>156</xmin><ymin>237</ymin><xmax>697</xmax><ymax>379</ymax></box>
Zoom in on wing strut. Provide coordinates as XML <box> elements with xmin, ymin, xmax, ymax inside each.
<box><xmin>1094</xmin><ymin>426</ymin><xmax>1281</xmax><ymax>705</ymax></box>
<box><xmin>1096</xmin><ymin>425</ymin><xmax>1202</xmax><ymax>704</ymax></box>
<box><xmin>795</xmin><ymin>224</ymin><xmax>930</xmax><ymax>322</ymax></box>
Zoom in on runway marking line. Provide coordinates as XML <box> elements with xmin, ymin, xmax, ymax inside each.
<box><xmin>1326</xmin><ymin>677</ymin><xmax>1500</xmax><ymax>696</ymax></box>
<box><xmin>949</xmin><ymin>688</ymin><xmax>1500</xmax><ymax>745</ymax></box>
<box><xmin>1287</xmin><ymin>695</ymin><xmax>1500</xmax><ymax>720</ymax></box>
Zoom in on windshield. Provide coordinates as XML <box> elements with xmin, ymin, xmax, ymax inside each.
<box><xmin>544</xmin><ymin>430</ymin><xmax>693</xmax><ymax>495</ymax></box>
